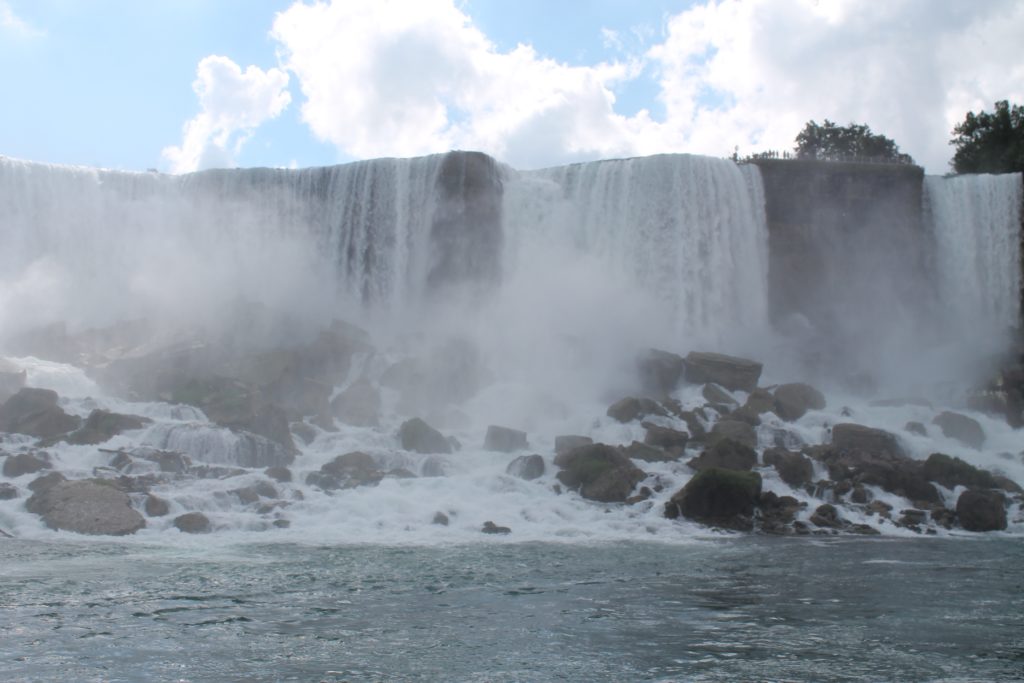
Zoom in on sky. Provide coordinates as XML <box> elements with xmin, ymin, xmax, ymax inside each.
<box><xmin>1</xmin><ymin>0</ymin><xmax>1021</xmax><ymax>174</ymax></box>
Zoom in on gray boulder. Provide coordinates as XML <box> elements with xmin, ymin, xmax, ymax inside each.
<box><xmin>144</xmin><ymin>494</ymin><xmax>170</xmax><ymax>517</ymax></box>
<box><xmin>506</xmin><ymin>454</ymin><xmax>545</xmax><ymax>480</ymax></box>
<box><xmin>688</xmin><ymin>438</ymin><xmax>757</xmax><ymax>472</ymax></box>
<box><xmin>637</xmin><ymin>349</ymin><xmax>685</xmax><ymax>396</ymax></box>
<box><xmin>554</xmin><ymin>443</ymin><xmax>645</xmax><ymax>503</ymax></box>
<box><xmin>682</xmin><ymin>352</ymin><xmax>762</xmax><ymax>392</ymax></box>
<box><xmin>64</xmin><ymin>409</ymin><xmax>151</xmax><ymax>445</ymax></box>
<box><xmin>484</xmin><ymin>425</ymin><xmax>528</xmax><ymax>452</ymax></box>
<box><xmin>922</xmin><ymin>453</ymin><xmax>997</xmax><ymax>490</ymax></box>
<box><xmin>399</xmin><ymin>418</ymin><xmax>452</xmax><ymax>454</ymax></box>
<box><xmin>831</xmin><ymin>423</ymin><xmax>904</xmax><ymax>459</ymax></box>
<box><xmin>308</xmin><ymin>451</ymin><xmax>384</xmax><ymax>490</ymax></box>
<box><xmin>932</xmin><ymin>411</ymin><xmax>985</xmax><ymax>449</ymax></box>
<box><xmin>173</xmin><ymin>511</ymin><xmax>211</xmax><ymax>534</ymax></box>
<box><xmin>3</xmin><ymin>452</ymin><xmax>51</xmax><ymax>478</ymax></box>
<box><xmin>554</xmin><ymin>435</ymin><xmax>593</xmax><ymax>454</ymax></box>
<box><xmin>664</xmin><ymin>468</ymin><xmax>762</xmax><ymax>531</ymax></box>
<box><xmin>0</xmin><ymin>388</ymin><xmax>81</xmax><ymax>439</ymax></box>
<box><xmin>0</xmin><ymin>482</ymin><xmax>18</xmax><ymax>500</ymax></box>
<box><xmin>702</xmin><ymin>383</ymin><xmax>738</xmax><ymax>406</ymax></box>
<box><xmin>956</xmin><ymin>489</ymin><xmax>1007</xmax><ymax>531</ymax></box>
<box><xmin>642</xmin><ymin>422</ymin><xmax>689</xmax><ymax>452</ymax></box>
<box><xmin>773</xmin><ymin>383</ymin><xmax>826</xmax><ymax>422</ymax></box>
<box><xmin>26</xmin><ymin>480</ymin><xmax>146</xmax><ymax>535</ymax></box>
<box><xmin>606</xmin><ymin>397</ymin><xmax>668</xmax><ymax>423</ymax></box>
<box><xmin>763</xmin><ymin>447</ymin><xmax>814</xmax><ymax>488</ymax></box>
<box><xmin>707</xmin><ymin>419</ymin><xmax>757</xmax><ymax>450</ymax></box>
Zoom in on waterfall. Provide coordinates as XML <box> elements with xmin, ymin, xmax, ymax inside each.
<box><xmin>925</xmin><ymin>172</ymin><xmax>1023</xmax><ymax>335</ymax></box>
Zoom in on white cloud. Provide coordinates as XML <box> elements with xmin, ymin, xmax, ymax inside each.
<box><xmin>265</xmin><ymin>0</ymin><xmax>1022</xmax><ymax>172</ymax></box>
<box><xmin>1</xmin><ymin>0</ymin><xmax>44</xmax><ymax>37</ymax></box>
<box><xmin>162</xmin><ymin>55</ymin><xmax>291</xmax><ymax>174</ymax></box>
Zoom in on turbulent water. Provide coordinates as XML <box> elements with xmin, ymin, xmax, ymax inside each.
<box><xmin>1</xmin><ymin>153</ymin><xmax>1023</xmax><ymax>680</ymax></box>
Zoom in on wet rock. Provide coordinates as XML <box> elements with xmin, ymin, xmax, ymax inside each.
<box><xmin>638</xmin><ymin>348</ymin><xmax>685</xmax><ymax>397</ymax></box>
<box><xmin>931</xmin><ymin>507</ymin><xmax>956</xmax><ymax>529</ymax></box>
<box><xmin>849</xmin><ymin>524</ymin><xmax>881</xmax><ymax>535</ymax></box>
<box><xmin>809</xmin><ymin>503</ymin><xmax>844</xmax><ymax>529</ymax></box>
<box><xmin>311</xmin><ymin>451</ymin><xmax>384</xmax><ymax>490</ymax></box>
<box><xmin>555</xmin><ymin>435</ymin><xmax>593</xmax><ymax>454</ymax></box>
<box><xmin>676</xmin><ymin>410</ymin><xmax>707</xmax><ymax>442</ymax></box>
<box><xmin>622</xmin><ymin>441</ymin><xmax>675</xmax><ymax>463</ymax></box>
<box><xmin>290</xmin><ymin>421</ymin><xmax>317</xmax><ymax>446</ymax></box>
<box><xmin>28</xmin><ymin>471</ymin><xmax>66</xmax><ymax>493</ymax></box>
<box><xmin>831</xmin><ymin>423</ymin><xmax>904</xmax><ymax>459</ymax></box>
<box><xmin>26</xmin><ymin>479</ymin><xmax>146</xmax><ymax>535</ymax></box>
<box><xmin>763</xmin><ymin>448</ymin><xmax>814</xmax><ymax>488</ymax></box>
<box><xmin>897</xmin><ymin>508</ymin><xmax>927</xmax><ymax>529</ymax></box>
<box><xmin>0</xmin><ymin>388</ymin><xmax>81</xmax><ymax>439</ymax></box>
<box><xmin>664</xmin><ymin>468</ymin><xmax>762</xmax><ymax>531</ymax></box>
<box><xmin>769</xmin><ymin>427</ymin><xmax>804</xmax><ymax>450</ymax></box>
<box><xmin>131</xmin><ymin>448</ymin><xmax>191</xmax><ymax>474</ymax></box>
<box><xmin>0</xmin><ymin>365</ymin><xmax>27</xmax><ymax>404</ymax></box>
<box><xmin>173</xmin><ymin>512</ymin><xmax>212</xmax><ymax>534</ymax></box>
<box><xmin>506</xmin><ymin>454</ymin><xmax>545</xmax><ymax>480</ymax></box>
<box><xmin>682</xmin><ymin>351</ymin><xmax>762</xmax><ymax>393</ymax></box>
<box><xmin>264</xmin><ymin>466</ymin><xmax>292</xmax><ymax>483</ymax></box>
<box><xmin>743</xmin><ymin>389</ymin><xmax>776</xmax><ymax>416</ymax></box>
<box><xmin>759</xmin><ymin>492</ymin><xmax>803</xmax><ymax>533</ymax></box>
<box><xmin>387</xmin><ymin>468</ymin><xmax>416</xmax><ymax>479</ymax></box>
<box><xmin>420</xmin><ymin>456</ymin><xmax>448</xmax><ymax>477</ymax></box>
<box><xmin>144</xmin><ymin>494</ymin><xmax>170</xmax><ymax>517</ymax></box>
<box><xmin>432</xmin><ymin>511</ymin><xmax>449</xmax><ymax>526</ymax></box>
<box><xmin>606</xmin><ymin>397</ymin><xmax>668</xmax><ymax>423</ymax></box>
<box><xmin>399</xmin><ymin>418</ymin><xmax>452</xmax><ymax>454</ymax></box>
<box><xmin>905</xmin><ymin>421</ymin><xmax>927</xmax><ymax>436</ymax></box>
<box><xmin>64</xmin><ymin>409</ymin><xmax>151</xmax><ymax>446</ymax></box>
<box><xmin>702</xmin><ymin>383</ymin><xmax>738</xmax><ymax>406</ymax></box>
<box><xmin>932</xmin><ymin>411</ymin><xmax>985</xmax><ymax>449</ymax></box>
<box><xmin>2</xmin><ymin>452</ymin><xmax>51</xmax><ymax>478</ymax></box>
<box><xmin>707</xmin><ymin>419</ymin><xmax>757</xmax><ymax>450</ymax></box>
<box><xmin>0</xmin><ymin>482</ymin><xmax>18</xmax><ymax>499</ymax></box>
<box><xmin>231</xmin><ymin>481</ymin><xmax>279</xmax><ymax>505</ymax></box>
<box><xmin>642</xmin><ymin>422</ymin><xmax>689</xmax><ymax>452</ymax></box>
<box><xmin>815</xmin><ymin>445</ymin><xmax>939</xmax><ymax>504</ymax></box>
<box><xmin>773</xmin><ymin>383</ymin><xmax>826</xmax><ymax>422</ymax></box>
<box><xmin>688</xmin><ymin>438</ymin><xmax>757</xmax><ymax>472</ymax></box>
<box><xmin>994</xmin><ymin>475</ymin><xmax>1023</xmax><ymax>494</ymax></box>
<box><xmin>481</xmin><ymin>521</ymin><xmax>511</xmax><ymax>535</ymax></box>
<box><xmin>484</xmin><ymin>425</ymin><xmax>529</xmax><ymax>452</ymax></box>
<box><xmin>554</xmin><ymin>443</ymin><xmax>645</xmax><ymax>503</ymax></box>
<box><xmin>866</xmin><ymin>500</ymin><xmax>893</xmax><ymax>518</ymax></box>
<box><xmin>310</xmin><ymin>412</ymin><xmax>337</xmax><ymax>432</ymax></box>
<box><xmin>956</xmin><ymin>489</ymin><xmax>1007</xmax><ymax>531</ymax></box>
<box><xmin>922</xmin><ymin>453</ymin><xmax>997</xmax><ymax>490</ymax></box>
<box><xmin>850</xmin><ymin>484</ymin><xmax>871</xmax><ymax>503</ymax></box>
<box><xmin>330</xmin><ymin>377</ymin><xmax>381</xmax><ymax>427</ymax></box>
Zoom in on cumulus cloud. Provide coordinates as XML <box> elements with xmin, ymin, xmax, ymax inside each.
<box><xmin>162</xmin><ymin>55</ymin><xmax>291</xmax><ymax>174</ymax></box>
<box><xmin>261</xmin><ymin>0</ymin><xmax>1023</xmax><ymax>171</ymax></box>
<box><xmin>1</xmin><ymin>0</ymin><xmax>43</xmax><ymax>37</ymax></box>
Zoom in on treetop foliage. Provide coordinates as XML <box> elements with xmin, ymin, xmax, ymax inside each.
<box><xmin>794</xmin><ymin>120</ymin><xmax>914</xmax><ymax>165</ymax></box>
<box><xmin>949</xmin><ymin>100</ymin><xmax>1024</xmax><ymax>174</ymax></box>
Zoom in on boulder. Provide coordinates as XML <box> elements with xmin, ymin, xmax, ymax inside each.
<box><xmin>606</xmin><ymin>397</ymin><xmax>668</xmax><ymax>423</ymax></box>
<box><xmin>554</xmin><ymin>443</ymin><xmax>645</xmax><ymax>503</ymax></box>
<box><xmin>831</xmin><ymin>423</ymin><xmax>904</xmax><ymax>459</ymax></box>
<box><xmin>922</xmin><ymin>453</ymin><xmax>998</xmax><ymax>490</ymax></box>
<box><xmin>399</xmin><ymin>418</ymin><xmax>452</xmax><ymax>454</ymax></box>
<box><xmin>481</xmin><ymin>521</ymin><xmax>511</xmax><ymax>535</ymax></box>
<box><xmin>26</xmin><ymin>479</ymin><xmax>146</xmax><ymax>535</ymax></box>
<box><xmin>291</xmin><ymin>421</ymin><xmax>317</xmax><ymax>445</ymax></box>
<box><xmin>758</xmin><ymin>492</ymin><xmax>804</xmax><ymax>534</ymax></box>
<box><xmin>814</xmin><ymin>446</ymin><xmax>939</xmax><ymax>504</ymax></box>
<box><xmin>707</xmin><ymin>419</ymin><xmax>757</xmax><ymax>450</ymax></box>
<box><xmin>642</xmin><ymin>422</ymin><xmax>689</xmax><ymax>452</ymax></box>
<box><xmin>2</xmin><ymin>452</ymin><xmax>51</xmax><ymax>478</ymax></box>
<box><xmin>773</xmin><ymin>383</ymin><xmax>826</xmax><ymax>422</ymax></box>
<box><xmin>506</xmin><ymin>454</ymin><xmax>545</xmax><ymax>480</ymax></box>
<box><xmin>554</xmin><ymin>435</ymin><xmax>593</xmax><ymax>454</ymax></box>
<box><xmin>484</xmin><ymin>425</ymin><xmax>529</xmax><ymax>452</ymax></box>
<box><xmin>932</xmin><ymin>411</ymin><xmax>985</xmax><ymax>449</ymax></box>
<box><xmin>264</xmin><ymin>466</ymin><xmax>293</xmax><ymax>483</ymax></box>
<box><xmin>330</xmin><ymin>377</ymin><xmax>381</xmax><ymax>427</ymax></box>
<box><xmin>682</xmin><ymin>352</ymin><xmax>762</xmax><ymax>392</ymax></box>
<box><xmin>956</xmin><ymin>489</ymin><xmax>1007</xmax><ymax>531</ymax></box>
<box><xmin>905</xmin><ymin>421</ymin><xmax>927</xmax><ymax>436</ymax></box>
<box><xmin>173</xmin><ymin>512</ymin><xmax>211</xmax><ymax>534</ymax></box>
<box><xmin>763</xmin><ymin>447</ymin><xmax>814</xmax><ymax>488</ymax></box>
<box><xmin>0</xmin><ymin>388</ymin><xmax>81</xmax><ymax>439</ymax></box>
<box><xmin>702</xmin><ymin>383</ymin><xmax>738</xmax><ymax>406</ymax></box>
<box><xmin>309</xmin><ymin>451</ymin><xmax>384</xmax><ymax>490</ymax></box>
<box><xmin>637</xmin><ymin>348</ymin><xmax>685</xmax><ymax>396</ymax></box>
<box><xmin>28</xmin><ymin>471</ymin><xmax>66</xmax><ymax>493</ymax></box>
<box><xmin>0</xmin><ymin>482</ymin><xmax>19</xmax><ymax>500</ymax></box>
<box><xmin>144</xmin><ymin>494</ymin><xmax>170</xmax><ymax>517</ymax></box>
<box><xmin>432</xmin><ymin>511</ymin><xmax>449</xmax><ymax>526</ymax></box>
<box><xmin>676</xmin><ymin>410</ymin><xmax>707</xmax><ymax>441</ymax></box>
<box><xmin>809</xmin><ymin>503</ymin><xmax>844</xmax><ymax>529</ymax></box>
<box><xmin>688</xmin><ymin>438</ymin><xmax>757</xmax><ymax>472</ymax></box>
<box><xmin>64</xmin><ymin>409</ymin><xmax>151</xmax><ymax>445</ymax></box>
<box><xmin>622</xmin><ymin>441</ymin><xmax>675</xmax><ymax>463</ymax></box>
<box><xmin>664</xmin><ymin>468</ymin><xmax>762</xmax><ymax>531</ymax></box>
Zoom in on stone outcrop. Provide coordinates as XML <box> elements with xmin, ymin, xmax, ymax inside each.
<box><xmin>506</xmin><ymin>454</ymin><xmax>545</xmax><ymax>480</ymax></box>
<box><xmin>931</xmin><ymin>411</ymin><xmax>985</xmax><ymax>449</ymax></box>
<box><xmin>831</xmin><ymin>423</ymin><xmax>904</xmax><ymax>459</ymax></box>
<box><xmin>554</xmin><ymin>443</ymin><xmax>645</xmax><ymax>503</ymax></box>
<box><xmin>956</xmin><ymin>489</ymin><xmax>1007</xmax><ymax>531</ymax></box>
<box><xmin>484</xmin><ymin>425</ymin><xmax>528</xmax><ymax>452</ymax></box>
<box><xmin>606</xmin><ymin>397</ymin><xmax>668</xmax><ymax>423</ymax></box>
<box><xmin>0</xmin><ymin>388</ymin><xmax>81</xmax><ymax>439</ymax></box>
<box><xmin>26</xmin><ymin>479</ymin><xmax>146</xmax><ymax>535</ymax></box>
<box><xmin>664</xmin><ymin>468</ymin><xmax>762</xmax><ymax>531</ymax></box>
<box><xmin>682</xmin><ymin>352</ymin><xmax>762</xmax><ymax>392</ymax></box>
<box><xmin>763</xmin><ymin>447</ymin><xmax>814</xmax><ymax>488</ymax></box>
<box><xmin>173</xmin><ymin>511</ymin><xmax>211</xmax><ymax>534</ymax></box>
<box><xmin>642</xmin><ymin>422</ymin><xmax>689</xmax><ymax>452</ymax></box>
<box><xmin>307</xmin><ymin>451</ymin><xmax>383</xmax><ymax>490</ymax></box>
<box><xmin>554</xmin><ymin>435</ymin><xmax>593</xmax><ymax>454</ymax></box>
<box><xmin>399</xmin><ymin>418</ymin><xmax>452</xmax><ymax>454</ymax></box>
<box><xmin>687</xmin><ymin>438</ymin><xmax>757</xmax><ymax>472</ymax></box>
<box><xmin>707</xmin><ymin>419</ymin><xmax>757</xmax><ymax>450</ymax></box>
<box><xmin>773</xmin><ymin>383</ymin><xmax>826</xmax><ymax>421</ymax></box>
<box><xmin>64</xmin><ymin>409</ymin><xmax>151</xmax><ymax>445</ymax></box>
<box><xmin>2</xmin><ymin>452</ymin><xmax>51</xmax><ymax>478</ymax></box>
<box><xmin>921</xmin><ymin>453</ymin><xmax>998</xmax><ymax>490</ymax></box>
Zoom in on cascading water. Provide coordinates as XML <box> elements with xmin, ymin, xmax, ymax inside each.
<box><xmin>925</xmin><ymin>172</ymin><xmax>1023</xmax><ymax>336</ymax></box>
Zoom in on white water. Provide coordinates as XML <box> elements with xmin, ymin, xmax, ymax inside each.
<box><xmin>926</xmin><ymin>172</ymin><xmax>1023</xmax><ymax>337</ymax></box>
<box><xmin>1</xmin><ymin>153</ymin><xmax>1022</xmax><ymax>544</ymax></box>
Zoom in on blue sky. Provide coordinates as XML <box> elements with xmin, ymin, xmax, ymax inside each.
<box><xmin>1</xmin><ymin>0</ymin><xmax>1021</xmax><ymax>174</ymax></box>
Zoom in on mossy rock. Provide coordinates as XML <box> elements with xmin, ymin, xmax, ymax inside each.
<box><xmin>664</xmin><ymin>468</ymin><xmax>762</xmax><ymax>530</ymax></box>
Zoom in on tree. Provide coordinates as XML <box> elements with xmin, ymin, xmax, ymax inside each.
<box><xmin>794</xmin><ymin>120</ymin><xmax>914</xmax><ymax>164</ymax></box>
<box><xmin>949</xmin><ymin>100</ymin><xmax>1024</xmax><ymax>174</ymax></box>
